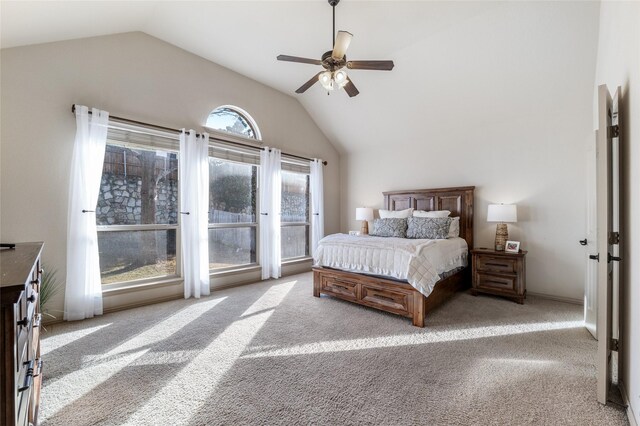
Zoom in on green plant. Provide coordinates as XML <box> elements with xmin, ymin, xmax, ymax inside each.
<box><xmin>40</xmin><ymin>265</ymin><xmax>62</xmax><ymax>318</ymax></box>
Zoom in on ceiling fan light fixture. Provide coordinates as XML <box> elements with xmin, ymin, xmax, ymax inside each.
<box><xmin>334</xmin><ymin>69</ymin><xmax>348</xmax><ymax>87</ymax></box>
<box><xmin>319</xmin><ymin>71</ymin><xmax>334</xmax><ymax>91</ymax></box>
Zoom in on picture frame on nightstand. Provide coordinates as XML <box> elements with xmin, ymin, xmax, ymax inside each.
<box><xmin>505</xmin><ymin>241</ymin><xmax>520</xmax><ymax>253</ymax></box>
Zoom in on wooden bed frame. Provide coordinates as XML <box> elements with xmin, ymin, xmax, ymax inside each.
<box><xmin>313</xmin><ymin>186</ymin><xmax>475</xmax><ymax>327</ymax></box>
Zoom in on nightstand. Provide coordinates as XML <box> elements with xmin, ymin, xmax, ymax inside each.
<box><xmin>471</xmin><ymin>248</ymin><xmax>527</xmax><ymax>304</ymax></box>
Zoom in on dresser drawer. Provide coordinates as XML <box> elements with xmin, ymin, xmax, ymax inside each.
<box><xmin>320</xmin><ymin>275</ymin><xmax>358</xmax><ymax>300</ymax></box>
<box><xmin>476</xmin><ymin>256</ymin><xmax>517</xmax><ymax>274</ymax></box>
<box><xmin>360</xmin><ymin>284</ymin><xmax>411</xmax><ymax>315</ymax></box>
<box><xmin>476</xmin><ymin>272</ymin><xmax>516</xmax><ymax>291</ymax></box>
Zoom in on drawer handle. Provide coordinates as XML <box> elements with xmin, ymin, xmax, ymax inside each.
<box><xmin>485</xmin><ymin>280</ymin><xmax>506</xmax><ymax>285</ymax></box>
<box><xmin>18</xmin><ymin>360</ymin><xmax>34</xmax><ymax>392</ymax></box>
<box><xmin>17</xmin><ymin>316</ymin><xmax>31</xmax><ymax>328</ymax></box>
<box><xmin>333</xmin><ymin>280</ymin><xmax>354</xmax><ymax>288</ymax></box>
<box><xmin>333</xmin><ymin>284</ymin><xmax>350</xmax><ymax>291</ymax></box>
<box><xmin>485</xmin><ymin>262</ymin><xmax>509</xmax><ymax>268</ymax></box>
<box><xmin>31</xmin><ymin>279</ymin><xmax>40</xmax><ymax>285</ymax></box>
<box><xmin>27</xmin><ymin>294</ymin><xmax>37</xmax><ymax>303</ymax></box>
<box><xmin>373</xmin><ymin>294</ymin><xmax>396</xmax><ymax>302</ymax></box>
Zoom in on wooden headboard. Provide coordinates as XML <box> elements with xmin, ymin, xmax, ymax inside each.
<box><xmin>383</xmin><ymin>186</ymin><xmax>475</xmax><ymax>249</ymax></box>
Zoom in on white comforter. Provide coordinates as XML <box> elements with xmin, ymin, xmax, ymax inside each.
<box><xmin>313</xmin><ymin>234</ymin><xmax>468</xmax><ymax>297</ymax></box>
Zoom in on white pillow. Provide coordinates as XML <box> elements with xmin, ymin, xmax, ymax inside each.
<box><xmin>379</xmin><ymin>208</ymin><xmax>413</xmax><ymax>219</ymax></box>
<box><xmin>448</xmin><ymin>217</ymin><xmax>460</xmax><ymax>238</ymax></box>
<box><xmin>413</xmin><ymin>210</ymin><xmax>450</xmax><ymax>218</ymax></box>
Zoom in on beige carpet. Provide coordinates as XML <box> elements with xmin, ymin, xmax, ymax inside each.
<box><xmin>40</xmin><ymin>272</ymin><xmax>628</xmax><ymax>425</ymax></box>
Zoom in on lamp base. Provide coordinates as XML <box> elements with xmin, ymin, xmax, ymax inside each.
<box><xmin>495</xmin><ymin>223</ymin><xmax>508</xmax><ymax>251</ymax></box>
<box><xmin>360</xmin><ymin>220</ymin><xmax>369</xmax><ymax>235</ymax></box>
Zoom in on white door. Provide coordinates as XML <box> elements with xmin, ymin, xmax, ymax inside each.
<box><xmin>583</xmin><ymin>132</ymin><xmax>597</xmax><ymax>339</ymax></box>
<box><xmin>611</xmin><ymin>87</ymin><xmax>621</xmax><ymax>384</ymax></box>
<box><xmin>595</xmin><ymin>84</ymin><xmax>621</xmax><ymax>404</ymax></box>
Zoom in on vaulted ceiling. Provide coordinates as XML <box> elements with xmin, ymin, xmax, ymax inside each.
<box><xmin>1</xmin><ymin>1</ymin><xmax>600</xmax><ymax>154</ymax></box>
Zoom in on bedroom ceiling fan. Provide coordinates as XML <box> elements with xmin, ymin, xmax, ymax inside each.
<box><xmin>277</xmin><ymin>0</ymin><xmax>394</xmax><ymax>97</ymax></box>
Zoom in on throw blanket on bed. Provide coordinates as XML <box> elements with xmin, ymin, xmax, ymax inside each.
<box><xmin>314</xmin><ymin>234</ymin><xmax>468</xmax><ymax>297</ymax></box>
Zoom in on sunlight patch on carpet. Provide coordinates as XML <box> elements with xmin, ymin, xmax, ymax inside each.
<box><xmin>241</xmin><ymin>320</ymin><xmax>584</xmax><ymax>358</ymax></box>
<box><xmin>40</xmin><ymin>296</ymin><xmax>227</xmax><ymax>420</ymax></box>
<box><xmin>125</xmin><ymin>280</ymin><xmax>297</xmax><ymax>426</ymax></box>
<box><xmin>41</xmin><ymin>323</ymin><xmax>112</xmax><ymax>353</ymax></box>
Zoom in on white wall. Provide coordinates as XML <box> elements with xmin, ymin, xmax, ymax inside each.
<box><xmin>594</xmin><ymin>1</ymin><xmax>640</xmax><ymax>423</ymax></box>
<box><xmin>334</xmin><ymin>1</ymin><xmax>600</xmax><ymax>302</ymax></box>
<box><xmin>0</xmin><ymin>32</ymin><xmax>340</xmax><ymax>317</ymax></box>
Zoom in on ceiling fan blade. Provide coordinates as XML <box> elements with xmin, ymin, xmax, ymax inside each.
<box><xmin>295</xmin><ymin>72</ymin><xmax>323</xmax><ymax>94</ymax></box>
<box><xmin>347</xmin><ymin>60</ymin><xmax>395</xmax><ymax>71</ymax></box>
<box><xmin>332</xmin><ymin>31</ymin><xmax>353</xmax><ymax>60</ymax></box>
<box><xmin>277</xmin><ymin>55</ymin><xmax>322</xmax><ymax>65</ymax></box>
<box><xmin>343</xmin><ymin>79</ymin><xmax>359</xmax><ymax>97</ymax></box>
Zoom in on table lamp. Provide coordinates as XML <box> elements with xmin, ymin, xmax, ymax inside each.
<box><xmin>355</xmin><ymin>207</ymin><xmax>374</xmax><ymax>235</ymax></box>
<box><xmin>487</xmin><ymin>204</ymin><xmax>517</xmax><ymax>251</ymax></box>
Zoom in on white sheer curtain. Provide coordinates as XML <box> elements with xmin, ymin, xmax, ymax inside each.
<box><xmin>259</xmin><ymin>147</ymin><xmax>282</xmax><ymax>279</ymax></box>
<box><xmin>64</xmin><ymin>106</ymin><xmax>109</xmax><ymax>321</ymax></box>
<box><xmin>179</xmin><ymin>130</ymin><xmax>210</xmax><ymax>299</ymax></box>
<box><xmin>310</xmin><ymin>159</ymin><xmax>325</xmax><ymax>255</ymax></box>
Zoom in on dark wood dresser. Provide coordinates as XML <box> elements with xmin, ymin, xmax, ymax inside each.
<box><xmin>471</xmin><ymin>247</ymin><xmax>527</xmax><ymax>304</ymax></box>
<box><xmin>1</xmin><ymin>242</ymin><xmax>44</xmax><ymax>426</ymax></box>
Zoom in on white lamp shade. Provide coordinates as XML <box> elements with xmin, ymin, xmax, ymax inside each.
<box><xmin>487</xmin><ymin>204</ymin><xmax>517</xmax><ymax>223</ymax></box>
<box><xmin>355</xmin><ymin>207</ymin><xmax>374</xmax><ymax>221</ymax></box>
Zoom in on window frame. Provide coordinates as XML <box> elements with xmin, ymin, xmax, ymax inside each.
<box><xmin>207</xmin><ymin>157</ymin><xmax>260</xmax><ymax>273</ymax></box>
<box><xmin>97</xmin><ymin>138</ymin><xmax>182</xmax><ymax>289</ymax></box>
<box><xmin>280</xmin><ymin>169</ymin><xmax>312</xmax><ymax>261</ymax></box>
<box><xmin>204</xmin><ymin>105</ymin><xmax>262</xmax><ymax>142</ymax></box>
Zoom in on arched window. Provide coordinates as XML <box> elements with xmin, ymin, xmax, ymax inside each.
<box><xmin>205</xmin><ymin>105</ymin><xmax>261</xmax><ymax>140</ymax></box>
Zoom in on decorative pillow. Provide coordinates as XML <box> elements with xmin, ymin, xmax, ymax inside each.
<box><xmin>379</xmin><ymin>208</ymin><xmax>413</xmax><ymax>219</ymax></box>
<box><xmin>413</xmin><ymin>210</ymin><xmax>451</xmax><ymax>218</ymax></box>
<box><xmin>406</xmin><ymin>217</ymin><xmax>452</xmax><ymax>239</ymax></box>
<box><xmin>448</xmin><ymin>217</ymin><xmax>460</xmax><ymax>238</ymax></box>
<box><xmin>370</xmin><ymin>218</ymin><xmax>407</xmax><ymax>238</ymax></box>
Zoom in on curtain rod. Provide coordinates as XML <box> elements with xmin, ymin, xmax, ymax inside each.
<box><xmin>71</xmin><ymin>104</ymin><xmax>327</xmax><ymax>166</ymax></box>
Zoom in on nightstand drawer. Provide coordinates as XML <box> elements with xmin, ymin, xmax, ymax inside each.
<box><xmin>476</xmin><ymin>272</ymin><xmax>516</xmax><ymax>291</ymax></box>
<box><xmin>476</xmin><ymin>256</ymin><xmax>517</xmax><ymax>274</ymax></box>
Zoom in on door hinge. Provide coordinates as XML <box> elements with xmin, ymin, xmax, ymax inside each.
<box><xmin>608</xmin><ymin>124</ymin><xmax>620</xmax><ymax>138</ymax></box>
<box><xmin>609</xmin><ymin>232</ymin><xmax>620</xmax><ymax>245</ymax></box>
<box><xmin>589</xmin><ymin>254</ymin><xmax>599</xmax><ymax>262</ymax></box>
<box><xmin>611</xmin><ymin>338</ymin><xmax>619</xmax><ymax>352</ymax></box>
<box><xmin>608</xmin><ymin>253</ymin><xmax>622</xmax><ymax>263</ymax></box>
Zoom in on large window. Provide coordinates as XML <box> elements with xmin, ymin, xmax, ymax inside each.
<box><xmin>97</xmin><ymin>142</ymin><xmax>179</xmax><ymax>284</ymax></box>
<box><xmin>208</xmin><ymin>158</ymin><xmax>258</xmax><ymax>270</ymax></box>
<box><xmin>281</xmin><ymin>170</ymin><xmax>310</xmax><ymax>260</ymax></box>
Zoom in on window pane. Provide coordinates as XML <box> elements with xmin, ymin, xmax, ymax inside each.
<box><xmin>281</xmin><ymin>171</ymin><xmax>309</xmax><ymax>223</ymax></box>
<box><xmin>209</xmin><ymin>228</ymin><xmax>256</xmax><ymax>269</ymax></box>
<box><xmin>281</xmin><ymin>226</ymin><xmax>309</xmax><ymax>259</ymax></box>
<box><xmin>98</xmin><ymin>230</ymin><xmax>177</xmax><ymax>284</ymax></box>
<box><xmin>97</xmin><ymin>144</ymin><xmax>178</xmax><ymax>225</ymax></box>
<box><xmin>209</xmin><ymin>159</ymin><xmax>257</xmax><ymax>223</ymax></box>
<box><xmin>205</xmin><ymin>107</ymin><xmax>256</xmax><ymax>139</ymax></box>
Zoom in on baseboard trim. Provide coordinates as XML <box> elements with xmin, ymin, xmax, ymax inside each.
<box><xmin>620</xmin><ymin>380</ymin><xmax>638</xmax><ymax>426</ymax></box>
<box><xmin>527</xmin><ymin>291</ymin><xmax>582</xmax><ymax>305</ymax></box>
<box><xmin>104</xmin><ymin>293</ymin><xmax>184</xmax><ymax>315</ymax></box>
